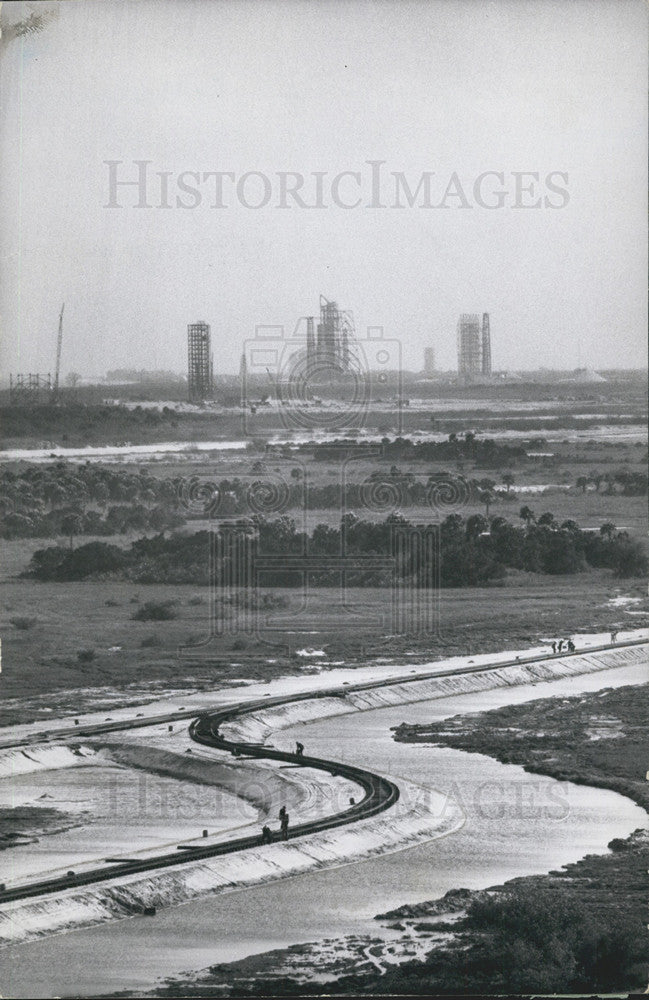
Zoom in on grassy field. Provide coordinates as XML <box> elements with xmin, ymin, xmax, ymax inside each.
<box><xmin>1</xmin><ymin>392</ymin><xmax>646</xmax><ymax>721</ymax></box>
<box><xmin>1</xmin><ymin>528</ymin><xmax>646</xmax><ymax>723</ymax></box>
<box><xmin>2</xmin><ymin>376</ymin><xmax>646</xmax><ymax>449</ymax></box>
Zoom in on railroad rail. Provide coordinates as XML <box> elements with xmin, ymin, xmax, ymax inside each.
<box><xmin>1</xmin><ymin>637</ymin><xmax>644</xmax><ymax>750</ymax></box>
<box><xmin>0</xmin><ymin>637</ymin><xmax>644</xmax><ymax>905</ymax></box>
<box><xmin>0</xmin><ymin>695</ymin><xmax>399</xmax><ymax>905</ymax></box>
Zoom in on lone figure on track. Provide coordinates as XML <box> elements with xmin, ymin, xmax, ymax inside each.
<box><xmin>611</xmin><ymin>630</ymin><xmax>618</xmax><ymax>644</ymax></box>
<box><xmin>296</xmin><ymin>741</ymin><xmax>304</xmax><ymax>758</ymax></box>
<box><xmin>280</xmin><ymin>810</ymin><xmax>289</xmax><ymax>841</ymax></box>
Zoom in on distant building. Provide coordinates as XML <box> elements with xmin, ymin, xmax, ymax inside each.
<box><xmin>457</xmin><ymin>314</ymin><xmax>481</xmax><ymax>379</ymax></box>
<box><xmin>457</xmin><ymin>312</ymin><xmax>492</xmax><ymax>380</ymax></box>
<box><xmin>481</xmin><ymin>313</ymin><xmax>491</xmax><ymax>376</ymax></box>
<box><xmin>423</xmin><ymin>347</ymin><xmax>436</xmax><ymax>375</ymax></box>
<box><xmin>187</xmin><ymin>322</ymin><xmax>213</xmax><ymax>401</ymax></box>
<box><xmin>315</xmin><ymin>295</ymin><xmax>354</xmax><ymax>371</ymax></box>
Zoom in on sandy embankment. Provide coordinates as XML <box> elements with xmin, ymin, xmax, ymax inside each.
<box><xmin>0</xmin><ymin>779</ymin><xmax>463</xmax><ymax>947</ymax></box>
<box><xmin>0</xmin><ymin>731</ymin><xmax>363</xmax><ymax>888</ymax></box>
<box><xmin>3</xmin><ymin>628</ymin><xmax>646</xmax><ymax>748</ymax></box>
<box><xmin>0</xmin><ymin>641</ymin><xmax>646</xmax><ymax>947</ymax></box>
<box><xmin>219</xmin><ymin>642</ymin><xmax>648</xmax><ymax>746</ymax></box>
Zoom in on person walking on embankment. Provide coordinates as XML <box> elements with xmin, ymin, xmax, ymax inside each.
<box><xmin>279</xmin><ymin>806</ymin><xmax>289</xmax><ymax>841</ymax></box>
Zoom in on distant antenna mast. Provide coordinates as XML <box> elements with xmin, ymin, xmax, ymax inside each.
<box><xmin>52</xmin><ymin>302</ymin><xmax>64</xmax><ymax>402</ymax></box>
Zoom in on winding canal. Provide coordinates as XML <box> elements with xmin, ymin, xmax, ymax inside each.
<box><xmin>3</xmin><ymin>655</ymin><xmax>646</xmax><ymax>999</ymax></box>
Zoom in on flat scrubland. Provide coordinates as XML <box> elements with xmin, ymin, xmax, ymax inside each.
<box><xmin>1</xmin><ymin>389</ymin><xmax>646</xmax><ymax>720</ymax></box>
<box><xmin>139</xmin><ymin>437</ymin><xmax>648</xmax><ymax>484</ymax></box>
<box><xmin>143</xmin><ymin>439</ymin><xmax>647</xmax><ymax>536</ymax></box>
<box><xmin>1</xmin><ymin>375</ymin><xmax>646</xmax><ymax>449</ymax></box>
<box><xmin>1</xmin><ymin>534</ymin><xmax>646</xmax><ymax>723</ymax></box>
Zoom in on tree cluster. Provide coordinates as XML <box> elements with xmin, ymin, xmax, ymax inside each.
<box><xmin>0</xmin><ymin>463</ymin><xmax>186</xmax><ymax>540</ymax></box>
<box><xmin>286</xmin><ymin>433</ymin><xmax>527</xmax><ymax>467</ymax></box>
<box><xmin>1</xmin><ymin>403</ymin><xmax>184</xmax><ymax>440</ymax></box>
<box><xmin>26</xmin><ymin>511</ymin><xmax>647</xmax><ymax>584</ymax></box>
<box><xmin>575</xmin><ymin>470</ymin><xmax>648</xmax><ymax>496</ymax></box>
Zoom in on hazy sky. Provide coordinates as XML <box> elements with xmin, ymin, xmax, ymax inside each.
<box><xmin>1</xmin><ymin>0</ymin><xmax>647</xmax><ymax>377</ymax></box>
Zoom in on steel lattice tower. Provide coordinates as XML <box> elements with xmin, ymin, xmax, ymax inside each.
<box><xmin>9</xmin><ymin>373</ymin><xmax>53</xmax><ymax>404</ymax></box>
<box><xmin>481</xmin><ymin>313</ymin><xmax>491</xmax><ymax>376</ymax></box>
<box><xmin>187</xmin><ymin>322</ymin><xmax>213</xmax><ymax>401</ymax></box>
<box><xmin>316</xmin><ymin>296</ymin><xmax>355</xmax><ymax>370</ymax></box>
<box><xmin>457</xmin><ymin>314</ymin><xmax>481</xmax><ymax>379</ymax></box>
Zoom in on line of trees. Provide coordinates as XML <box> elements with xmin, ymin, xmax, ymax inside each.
<box><xmin>26</xmin><ymin>511</ymin><xmax>647</xmax><ymax>585</ymax></box>
<box><xmin>3</xmin><ymin>459</ymin><xmax>647</xmax><ymax>543</ymax></box>
<box><xmin>0</xmin><ymin>463</ymin><xmax>186</xmax><ymax>540</ymax></box>
<box><xmin>184</xmin><ymin>469</ymin><xmax>517</xmax><ymax>520</ymax></box>
<box><xmin>288</xmin><ymin>434</ymin><xmax>527</xmax><ymax>466</ymax></box>
<box><xmin>0</xmin><ymin>403</ymin><xmax>188</xmax><ymax>440</ymax></box>
<box><xmin>575</xmin><ymin>470</ymin><xmax>647</xmax><ymax>496</ymax></box>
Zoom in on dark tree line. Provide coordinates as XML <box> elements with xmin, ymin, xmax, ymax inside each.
<box><xmin>575</xmin><ymin>470</ymin><xmax>647</xmax><ymax>496</ymax></box>
<box><xmin>186</xmin><ymin>470</ymin><xmax>511</xmax><ymax>519</ymax></box>
<box><xmin>285</xmin><ymin>434</ymin><xmax>527</xmax><ymax>467</ymax></box>
<box><xmin>1</xmin><ymin>463</ymin><xmax>186</xmax><ymax>540</ymax></box>
<box><xmin>1</xmin><ymin>403</ymin><xmax>184</xmax><ymax>439</ymax></box>
<box><xmin>26</xmin><ymin>512</ymin><xmax>647</xmax><ymax>585</ymax></box>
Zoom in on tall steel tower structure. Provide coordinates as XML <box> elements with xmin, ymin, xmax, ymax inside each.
<box><xmin>187</xmin><ymin>321</ymin><xmax>213</xmax><ymax>401</ymax></box>
<box><xmin>316</xmin><ymin>296</ymin><xmax>355</xmax><ymax>370</ymax></box>
<box><xmin>457</xmin><ymin>314</ymin><xmax>481</xmax><ymax>379</ymax></box>
<box><xmin>481</xmin><ymin>313</ymin><xmax>491</xmax><ymax>376</ymax></box>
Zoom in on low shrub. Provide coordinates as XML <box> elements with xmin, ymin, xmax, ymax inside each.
<box><xmin>10</xmin><ymin>616</ymin><xmax>37</xmax><ymax>630</ymax></box>
<box><xmin>140</xmin><ymin>634</ymin><xmax>162</xmax><ymax>647</ymax></box>
<box><xmin>132</xmin><ymin>601</ymin><xmax>177</xmax><ymax>621</ymax></box>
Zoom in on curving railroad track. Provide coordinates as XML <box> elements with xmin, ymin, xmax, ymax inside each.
<box><xmin>0</xmin><ymin>638</ymin><xmax>644</xmax><ymax>906</ymax></box>
<box><xmin>0</xmin><ymin>695</ymin><xmax>399</xmax><ymax>905</ymax></box>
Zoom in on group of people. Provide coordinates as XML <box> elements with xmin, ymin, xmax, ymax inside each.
<box><xmin>260</xmin><ymin>804</ymin><xmax>290</xmax><ymax>845</ymax></box>
<box><xmin>551</xmin><ymin>638</ymin><xmax>576</xmax><ymax>654</ymax></box>
<box><xmin>551</xmin><ymin>631</ymin><xmax>620</xmax><ymax>655</ymax></box>
<box><xmin>226</xmin><ymin>739</ymin><xmax>307</xmax><ymax>846</ymax></box>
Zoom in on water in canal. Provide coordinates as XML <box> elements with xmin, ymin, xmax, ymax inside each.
<box><xmin>3</xmin><ymin>660</ymin><xmax>646</xmax><ymax>998</ymax></box>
